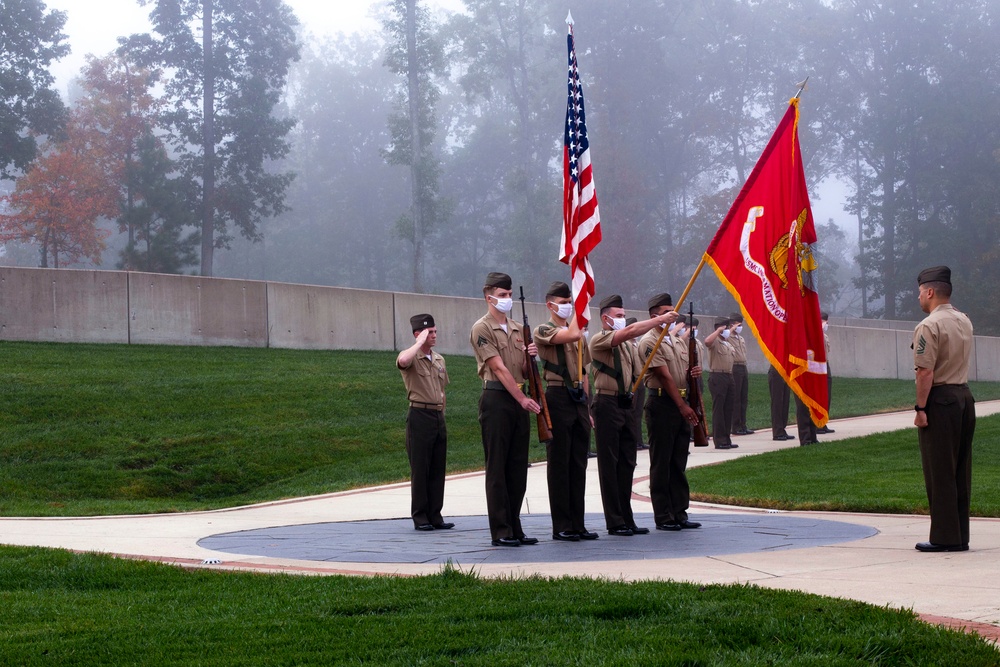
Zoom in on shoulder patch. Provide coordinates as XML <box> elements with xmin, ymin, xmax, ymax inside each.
<box><xmin>916</xmin><ymin>335</ymin><xmax>926</xmax><ymax>355</ymax></box>
<box><xmin>477</xmin><ymin>334</ymin><xmax>489</xmax><ymax>348</ymax></box>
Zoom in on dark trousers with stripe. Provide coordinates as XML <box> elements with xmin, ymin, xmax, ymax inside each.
<box><xmin>644</xmin><ymin>393</ymin><xmax>692</xmax><ymax>525</ymax></box>
<box><xmin>708</xmin><ymin>372</ymin><xmax>736</xmax><ymax>446</ymax></box>
<box><xmin>918</xmin><ymin>384</ymin><xmax>976</xmax><ymax>546</ymax></box>
<box><xmin>478</xmin><ymin>389</ymin><xmax>530</xmax><ymax>541</ymax></box>
<box><xmin>545</xmin><ymin>387</ymin><xmax>591</xmax><ymax>534</ymax></box>
<box><xmin>593</xmin><ymin>394</ymin><xmax>637</xmax><ymax>530</ymax></box>
<box><xmin>405</xmin><ymin>407</ymin><xmax>447</xmax><ymax>527</ymax></box>
<box><xmin>733</xmin><ymin>363</ymin><xmax>749</xmax><ymax>431</ymax></box>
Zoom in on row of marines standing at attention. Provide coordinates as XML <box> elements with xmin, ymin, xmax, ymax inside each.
<box><xmin>398</xmin><ymin>271</ymin><xmax>709</xmax><ymax>547</ymax></box>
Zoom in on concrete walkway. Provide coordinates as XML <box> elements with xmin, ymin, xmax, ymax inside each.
<box><xmin>2</xmin><ymin>402</ymin><xmax>999</xmax><ymax>641</ymax></box>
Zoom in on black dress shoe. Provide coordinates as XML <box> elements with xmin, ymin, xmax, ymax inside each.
<box><xmin>553</xmin><ymin>531</ymin><xmax>580</xmax><ymax>541</ymax></box>
<box><xmin>629</xmin><ymin>525</ymin><xmax>650</xmax><ymax>535</ymax></box>
<box><xmin>743</xmin><ymin>428</ymin><xmax>755</xmax><ymax>434</ymax></box>
<box><xmin>517</xmin><ymin>536</ymin><xmax>539</xmax><ymax>545</ymax></box>
<box><xmin>714</xmin><ymin>443</ymin><xmax>731</xmax><ymax>449</ymax></box>
<box><xmin>656</xmin><ymin>522</ymin><xmax>682</xmax><ymax>531</ymax></box>
<box><xmin>491</xmin><ymin>537</ymin><xmax>520</xmax><ymax>547</ymax></box>
<box><xmin>800</xmin><ymin>440</ymin><xmax>819</xmax><ymax>446</ymax></box>
<box><xmin>915</xmin><ymin>542</ymin><xmax>968</xmax><ymax>552</ymax></box>
<box><xmin>415</xmin><ymin>523</ymin><xmax>435</xmax><ymax>531</ymax></box>
<box><xmin>817</xmin><ymin>426</ymin><xmax>835</xmax><ymax>434</ymax></box>
<box><xmin>773</xmin><ymin>434</ymin><xmax>793</xmax><ymax>441</ymax></box>
<box><xmin>608</xmin><ymin>526</ymin><xmax>634</xmax><ymax>536</ymax></box>
<box><xmin>576</xmin><ymin>530</ymin><xmax>599</xmax><ymax>540</ymax></box>
<box><xmin>677</xmin><ymin>520</ymin><xmax>702</xmax><ymax>529</ymax></box>
<box><xmin>432</xmin><ymin>522</ymin><xmax>455</xmax><ymax>530</ymax></box>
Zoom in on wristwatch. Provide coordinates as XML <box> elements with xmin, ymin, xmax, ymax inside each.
<box><xmin>914</xmin><ymin>405</ymin><xmax>927</xmax><ymax>412</ymax></box>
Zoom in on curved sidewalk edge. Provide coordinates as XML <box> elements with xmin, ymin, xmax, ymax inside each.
<box><xmin>0</xmin><ymin>401</ymin><xmax>998</xmax><ymax>641</ymax></box>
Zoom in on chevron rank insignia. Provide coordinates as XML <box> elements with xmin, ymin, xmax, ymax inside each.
<box><xmin>477</xmin><ymin>335</ymin><xmax>489</xmax><ymax>348</ymax></box>
<box><xmin>916</xmin><ymin>335</ymin><xmax>926</xmax><ymax>355</ymax></box>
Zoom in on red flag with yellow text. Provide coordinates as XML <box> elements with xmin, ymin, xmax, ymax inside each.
<box><xmin>704</xmin><ymin>98</ymin><xmax>828</xmax><ymax>426</ymax></box>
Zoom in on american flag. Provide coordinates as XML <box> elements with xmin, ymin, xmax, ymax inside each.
<box><xmin>560</xmin><ymin>13</ymin><xmax>601</xmax><ymax>330</ymax></box>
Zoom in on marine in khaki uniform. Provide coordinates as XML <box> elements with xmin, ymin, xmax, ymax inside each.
<box><xmin>533</xmin><ymin>281</ymin><xmax>597</xmax><ymax>541</ymax></box>
<box><xmin>470</xmin><ymin>272</ymin><xmax>542</xmax><ymax>547</ymax></box>
<box><xmin>588</xmin><ymin>294</ymin><xmax>676</xmax><ymax>536</ymax></box>
<box><xmin>704</xmin><ymin>318</ymin><xmax>738</xmax><ymax>450</ymax></box>
<box><xmin>912</xmin><ymin>265</ymin><xmax>976</xmax><ymax>553</ymax></box>
<box><xmin>728</xmin><ymin>312</ymin><xmax>754</xmax><ymax>435</ymax></box>
<box><xmin>396</xmin><ymin>314</ymin><xmax>453</xmax><ymax>531</ymax></box>
<box><xmin>623</xmin><ymin>317</ymin><xmax>648</xmax><ymax>451</ymax></box>
<box><xmin>639</xmin><ymin>293</ymin><xmax>702</xmax><ymax>531</ymax></box>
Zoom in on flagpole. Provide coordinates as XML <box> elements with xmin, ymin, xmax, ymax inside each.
<box><xmin>630</xmin><ymin>258</ymin><xmax>707</xmax><ymax>393</ymax></box>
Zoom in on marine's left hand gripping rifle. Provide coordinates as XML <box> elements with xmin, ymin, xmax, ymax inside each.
<box><xmin>519</xmin><ymin>286</ymin><xmax>553</xmax><ymax>443</ymax></box>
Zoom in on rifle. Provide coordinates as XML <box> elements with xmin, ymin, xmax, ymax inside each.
<box><xmin>687</xmin><ymin>302</ymin><xmax>710</xmax><ymax>447</ymax></box>
<box><xmin>519</xmin><ymin>286</ymin><xmax>553</xmax><ymax>443</ymax></box>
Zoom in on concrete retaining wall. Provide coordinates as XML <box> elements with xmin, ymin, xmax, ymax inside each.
<box><xmin>0</xmin><ymin>266</ymin><xmax>995</xmax><ymax>381</ymax></box>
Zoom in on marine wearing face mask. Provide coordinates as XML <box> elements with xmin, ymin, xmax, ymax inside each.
<box><xmin>704</xmin><ymin>318</ymin><xmax>738</xmax><ymax>450</ymax></box>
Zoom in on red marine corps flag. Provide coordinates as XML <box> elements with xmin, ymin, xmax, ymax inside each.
<box><xmin>704</xmin><ymin>98</ymin><xmax>829</xmax><ymax>426</ymax></box>
<box><xmin>560</xmin><ymin>11</ymin><xmax>602</xmax><ymax>330</ymax></box>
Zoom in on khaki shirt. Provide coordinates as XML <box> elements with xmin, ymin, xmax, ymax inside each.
<box><xmin>731</xmin><ymin>333</ymin><xmax>748</xmax><ymax>364</ymax></box>
<box><xmin>471</xmin><ymin>313</ymin><xmax>526</xmax><ymax>383</ymax></box>
<box><xmin>913</xmin><ymin>303</ymin><xmax>973</xmax><ymax>385</ymax></box>
<box><xmin>706</xmin><ymin>337</ymin><xmax>736</xmax><ymax>373</ymax></box>
<box><xmin>589</xmin><ymin>329</ymin><xmax>634</xmax><ymax>394</ymax></box>
<box><xmin>639</xmin><ymin>328</ymin><xmax>687</xmax><ymax>391</ymax></box>
<box><xmin>533</xmin><ymin>321</ymin><xmax>591</xmax><ymax>385</ymax></box>
<box><xmin>398</xmin><ymin>351</ymin><xmax>449</xmax><ymax>405</ymax></box>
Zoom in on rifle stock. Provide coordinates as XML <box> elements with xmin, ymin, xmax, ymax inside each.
<box><xmin>687</xmin><ymin>302</ymin><xmax>710</xmax><ymax>447</ymax></box>
<box><xmin>519</xmin><ymin>287</ymin><xmax>553</xmax><ymax>443</ymax></box>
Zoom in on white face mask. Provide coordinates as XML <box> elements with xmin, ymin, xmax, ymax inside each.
<box><xmin>610</xmin><ymin>317</ymin><xmax>626</xmax><ymax>331</ymax></box>
<box><xmin>676</xmin><ymin>327</ymin><xmax>686</xmax><ymax>338</ymax></box>
<box><xmin>721</xmin><ymin>329</ymin><xmax>731</xmax><ymax>340</ymax></box>
<box><xmin>691</xmin><ymin>328</ymin><xmax>698</xmax><ymax>339</ymax></box>
<box><xmin>822</xmin><ymin>322</ymin><xmax>829</xmax><ymax>333</ymax></box>
<box><xmin>735</xmin><ymin>325</ymin><xmax>743</xmax><ymax>334</ymax></box>
<box><xmin>491</xmin><ymin>296</ymin><xmax>513</xmax><ymax>314</ymax></box>
<box><xmin>550</xmin><ymin>302</ymin><xmax>573</xmax><ymax>320</ymax></box>
<box><xmin>668</xmin><ymin>322</ymin><xmax>677</xmax><ymax>333</ymax></box>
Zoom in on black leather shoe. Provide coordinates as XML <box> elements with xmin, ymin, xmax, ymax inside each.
<box><xmin>415</xmin><ymin>523</ymin><xmax>434</xmax><ymax>531</ymax></box>
<box><xmin>518</xmin><ymin>536</ymin><xmax>539</xmax><ymax>545</ymax></box>
<box><xmin>491</xmin><ymin>537</ymin><xmax>520</xmax><ymax>547</ymax></box>
<box><xmin>629</xmin><ymin>525</ymin><xmax>650</xmax><ymax>535</ymax></box>
<box><xmin>714</xmin><ymin>444</ymin><xmax>731</xmax><ymax>449</ymax></box>
<box><xmin>576</xmin><ymin>530</ymin><xmax>599</xmax><ymax>540</ymax></box>
<box><xmin>800</xmin><ymin>440</ymin><xmax>819</xmax><ymax>446</ymax></box>
<box><xmin>773</xmin><ymin>434</ymin><xmax>793</xmax><ymax>441</ymax></box>
<box><xmin>553</xmin><ymin>531</ymin><xmax>580</xmax><ymax>541</ymax></box>
<box><xmin>915</xmin><ymin>542</ymin><xmax>968</xmax><ymax>552</ymax></box>
<box><xmin>678</xmin><ymin>520</ymin><xmax>702</xmax><ymax>529</ymax></box>
<box><xmin>656</xmin><ymin>522</ymin><xmax>682</xmax><ymax>531</ymax></box>
<box><xmin>608</xmin><ymin>526</ymin><xmax>634</xmax><ymax>536</ymax></box>
<box><xmin>433</xmin><ymin>522</ymin><xmax>455</xmax><ymax>530</ymax></box>
<box><xmin>817</xmin><ymin>426</ymin><xmax>835</xmax><ymax>434</ymax></box>
<box><xmin>743</xmin><ymin>428</ymin><xmax>755</xmax><ymax>434</ymax></box>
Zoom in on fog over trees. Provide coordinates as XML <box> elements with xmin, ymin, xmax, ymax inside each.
<box><xmin>3</xmin><ymin>0</ymin><xmax>999</xmax><ymax>332</ymax></box>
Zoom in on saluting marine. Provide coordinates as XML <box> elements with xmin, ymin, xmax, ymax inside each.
<box><xmin>589</xmin><ymin>295</ymin><xmax>676</xmax><ymax>536</ymax></box>
<box><xmin>704</xmin><ymin>318</ymin><xmax>738</xmax><ymax>450</ymax></box>
<box><xmin>639</xmin><ymin>293</ymin><xmax>702</xmax><ymax>531</ymax></box>
<box><xmin>396</xmin><ymin>314</ymin><xmax>453</xmax><ymax>531</ymax></box>
<box><xmin>728</xmin><ymin>312</ymin><xmax>754</xmax><ymax>435</ymax></box>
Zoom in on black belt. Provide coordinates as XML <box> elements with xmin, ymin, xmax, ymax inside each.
<box><xmin>734</xmin><ymin>362</ymin><xmax>747</xmax><ymax>366</ymax></box>
<box><xmin>409</xmin><ymin>402</ymin><xmax>443</xmax><ymax>411</ymax></box>
<box><xmin>484</xmin><ymin>380</ymin><xmax>527</xmax><ymax>392</ymax></box>
<box><xmin>710</xmin><ymin>371</ymin><xmax>733</xmax><ymax>376</ymax></box>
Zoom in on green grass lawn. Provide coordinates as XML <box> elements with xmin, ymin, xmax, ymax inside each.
<box><xmin>689</xmin><ymin>414</ymin><xmax>1000</xmax><ymax>515</ymax></box>
<box><xmin>2</xmin><ymin>340</ymin><xmax>999</xmax><ymax>517</ymax></box>
<box><xmin>1</xmin><ymin>546</ymin><xmax>997</xmax><ymax>666</ymax></box>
